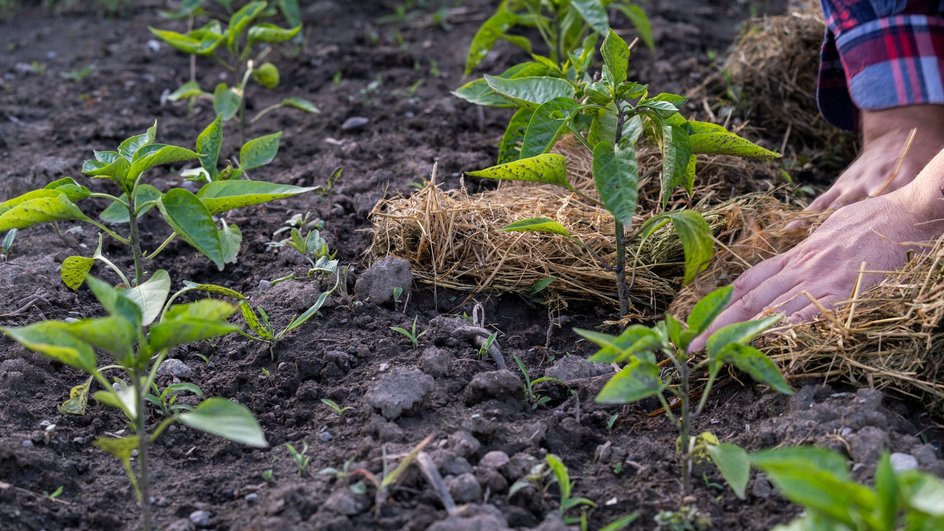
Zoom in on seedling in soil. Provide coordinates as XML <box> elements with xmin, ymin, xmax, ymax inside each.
<box><xmin>460</xmin><ymin>31</ymin><xmax>778</xmax><ymax>315</ymax></box>
<box><xmin>752</xmin><ymin>448</ymin><xmax>944</xmax><ymax>530</ymax></box>
<box><xmin>654</xmin><ymin>506</ymin><xmax>712</xmax><ymax>530</ymax></box>
<box><xmin>151</xmin><ymin>1</ymin><xmax>317</xmax><ymax>137</ymax></box>
<box><xmin>0</xmin><ymin>274</ymin><xmax>268</xmax><ymax>531</ymax></box>
<box><xmin>286</xmin><ymin>442</ymin><xmax>311</xmax><ymax>477</ymax></box>
<box><xmin>478</xmin><ymin>331</ymin><xmax>499</xmax><ymax>358</ymax></box>
<box><xmin>546</xmin><ymin>453</ymin><xmax>596</xmax><ymax>525</ymax></box>
<box><xmin>319</xmin><ymin>457</ymin><xmax>355</xmax><ymax>482</ymax></box>
<box><xmin>512</xmin><ymin>354</ymin><xmax>563</xmax><ymax>409</ymax></box>
<box><xmin>240</xmin><ymin>256</ymin><xmax>341</xmax><ymax>355</ymax></box>
<box><xmin>261</xmin><ymin>469</ymin><xmax>275</xmax><ymax>483</ymax></box>
<box><xmin>45</xmin><ymin>486</ymin><xmax>64</xmax><ymax>500</ymax></box>
<box><xmin>391</xmin><ymin>286</ymin><xmax>404</xmax><ymax>305</ymax></box>
<box><xmin>277</xmin><ymin>225</ymin><xmax>334</xmax><ymax>268</ymax></box>
<box><xmin>390</xmin><ymin>316</ymin><xmax>427</xmax><ymax>348</ymax></box>
<box><xmin>351</xmin><ymin>434</ymin><xmax>434</xmax><ymax>516</ymax></box>
<box><xmin>464</xmin><ymin>0</ymin><xmax>654</xmax><ymax>75</ymax></box>
<box><xmin>0</xmin><ymin>119</ymin><xmax>313</xmax><ymax>289</ymax></box>
<box><xmin>145</xmin><ymin>381</ymin><xmax>204</xmax><ymax>417</ymax></box>
<box><xmin>577</xmin><ymin>285</ymin><xmax>793</xmax><ymax>498</ymax></box>
<box><xmin>1</xmin><ymin>228</ymin><xmax>15</xmax><ymax>260</ymax></box>
<box><xmin>321</xmin><ymin>398</ymin><xmax>351</xmax><ymax>417</ymax></box>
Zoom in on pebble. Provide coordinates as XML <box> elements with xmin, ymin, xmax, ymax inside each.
<box><xmin>341</xmin><ymin>116</ymin><xmax>369</xmax><ymax>131</ymax></box>
<box><xmin>890</xmin><ymin>452</ymin><xmax>919</xmax><ymax>472</ymax></box>
<box><xmin>446</xmin><ymin>473</ymin><xmax>482</xmax><ymax>503</ymax></box>
<box><xmin>20</xmin><ymin>440</ymin><xmax>32</xmax><ymax>448</ymax></box>
<box><xmin>189</xmin><ymin>510</ymin><xmax>212</xmax><ymax>528</ymax></box>
<box><xmin>158</xmin><ymin>359</ymin><xmax>194</xmax><ymax>380</ymax></box>
<box><xmin>479</xmin><ymin>450</ymin><xmax>510</xmax><ymax>469</ymax></box>
<box><xmin>319</xmin><ymin>431</ymin><xmax>334</xmax><ymax>442</ymax></box>
<box><xmin>245</xmin><ymin>493</ymin><xmax>258</xmax><ymax>504</ymax></box>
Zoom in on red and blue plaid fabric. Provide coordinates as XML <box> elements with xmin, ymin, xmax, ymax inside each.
<box><xmin>818</xmin><ymin>0</ymin><xmax>944</xmax><ymax>130</ymax></box>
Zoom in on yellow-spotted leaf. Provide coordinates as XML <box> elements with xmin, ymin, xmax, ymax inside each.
<box><xmin>466</xmin><ymin>153</ymin><xmax>571</xmax><ymax>189</ymax></box>
<box><xmin>61</xmin><ymin>256</ymin><xmax>96</xmax><ymax>290</ymax></box>
<box><xmin>196</xmin><ymin>180</ymin><xmax>315</xmax><ymax>214</ymax></box>
<box><xmin>502</xmin><ymin>217</ymin><xmax>571</xmax><ymax>237</ymax></box>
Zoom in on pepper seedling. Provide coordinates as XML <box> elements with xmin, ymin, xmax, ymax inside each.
<box><xmin>151</xmin><ymin>0</ymin><xmax>317</xmax><ymax>138</ymax></box>
<box><xmin>460</xmin><ymin>31</ymin><xmax>779</xmax><ymax>314</ymax></box>
<box><xmin>577</xmin><ymin>285</ymin><xmax>793</xmax><ymax>498</ymax></box>
<box><xmin>0</xmin><ymin>118</ymin><xmax>314</xmax><ymax>289</ymax></box>
<box><xmin>0</xmin><ymin>273</ymin><xmax>268</xmax><ymax>531</ymax></box>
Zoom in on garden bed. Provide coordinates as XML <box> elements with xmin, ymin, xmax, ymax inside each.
<box><xmin>1</xmin><ymin>1</ymin><xmax>942</xmax><ymax>530</ymax></box>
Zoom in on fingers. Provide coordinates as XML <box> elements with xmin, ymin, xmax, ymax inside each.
<box><xmin>806</xmin><ymin>188</ymin><xmax>841</xmax><ymax>212</ymax></box>
<box><xmin>787</xmin><ymin>294</ymin><xmax>842</xmax><ymax>324</ymax></box>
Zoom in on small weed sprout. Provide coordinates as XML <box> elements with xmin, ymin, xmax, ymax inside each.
<box><xmin>261</xmin><ymin>469</ymin><xmax>275</xmax><ymax>483</ymax></box>
<box><xmin>145</xmin><ymin>381</ymin><xmax>204</xmax><ymax>417</ymax></box>
<box><xmin>391</xmin><ymin>286</ymin><xmax>404</xmax><ymax>305</ymax></box>
<box><xmin>478</xmin><ymin>331</ymin><xmax>498</xmax><ymax>358</ymax></box>
<box><xmin>321</xmin><ymin>398</ymin><xmax>351</xmax><ymax>417</ymax></box>
<box><xmin>45</xmin><ymin>485</ymin><xmax>64</xmax><ymax>500</ymax></box>
<box><xmin>286</xmin><ymin>442</ymin><xmax>311</xmax><ymax>477</ymax></box>
<box><xmin>390</xmin><ymin>316</ymin><xmax>427</xmax><ymax>348</ymax></box>
<box><xmin>351</xmin><ymin>434</ymin><xmax>433</xmax><ymax>516</ymax></box>
<box><xmin>1</xmin><ymin>228</ymin><xmax>16</xmax><ymax>260</ymax></box>
<box><xmin>512</xmin><ymin>354</ymin><xmax>563</xmax><ymax>409</ymax></box>
<box><xmin>577</xmin><ymin>285</ymin><xmax>792</xmax><ymax>498</ymax></box>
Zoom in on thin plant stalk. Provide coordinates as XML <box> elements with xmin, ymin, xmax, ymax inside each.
<box><xmin>127</xmin><ymin>192</ymin><xmax>144</xmax><ymax>286</ymax></box>
<box><xmin>132</xmin><ymin>368</ymin><xmax>153</xmax><ymax>531</ymax></box>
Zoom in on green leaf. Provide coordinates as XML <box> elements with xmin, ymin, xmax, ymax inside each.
<box><xmin>596</xmin><ymin>358</ymin><xmax>665</xmax><ymax>404</ymax></box>
<box><xmin>707</xmin><ymin>314</ymin><xmax>782</xmax><ymax>360</ymax></box>
<box><xmin>576</xmin><ymin>325</ymin><xmax>661</xmax><ymax>364</ymax></box>
<box><xmin>118</xmin><ymin>122</ymin><xmax>157</xmax><ymax>159</ymax></box>
<box><xmin>484</xmin><ymin>75</ymin><xmax>576</xmax><ymax>107</ymax></box>
<box><xmin>240</xmin><ymin>302</ymin><xmax>274</xmax><ymax>340</ymax></box>
<box><xmin>179</xmin><ymin>397</ymin><xmax>268</xmax><ymax>447</ymax></box>
<box><xmin>601</xmin><ymin>29</ymin><xmax>629</xmax><ymax>84</ymax></box>
<box><xmin>660</xmin><ymin>124</ymin><xmax>692</xmax><ymax>205</ymax></box>
<box><xmin>707</xmin><ymin>443</ymin><xmax>750</xmax><ymax>499</ymax></box>
<box><xmin>280</xmin><ymin>96</ymin><xmax>319</xmax><ymax>114</ymax></box>
<box><xmin>164</xmin><ymin>299</ymin><xmax>238</xmax><ymax>322</ymax></box>
<box><xmin>65</xmin><ymin>316</ymin><xmax>136</xmax><ymax>363</ymax></box>
<box><xmin>520</xmin><ymin>98</ymin><xmax>581</xmax><ymax>159</ymax></box>
<box><xmin>221</xmin><ymin>221</ymin><xmax>242</xmax><ymax>264</ymax></box>
<box><xmin>1</xmin><ymin>321</ymin><xmax>97</xmax><ymax>372</ymax></box>
<box><xmin>588</xmin><ymin>104</ymin><xmax>618</xmax><ymax>147</ymax></box>
<box><xmin>59</xmin><ymin>377</ymin><xmax>92</xmax><ymax>415</ymax></box>
<box><xmin>900</xmin><ymin>471</ymin><xmax>944</xmax><ymax>516</ymax></box>
<box><xmin>248</xmin><ymin>23</ymin><xmax>301</xmax><ymax>47</ymax></box>
<box><xmin>167</xmin><ymin>81</ymin><xmax>205</xmax><ymax>102</ymax></box>
<box><xmin>61</xmin><ymin>256</ymin><xmax>95</xmax><ymax>290</ymax></box>
<box><xmin>615</xmin><ymin>4</ymin><xmax>654</xmax><ymax>50</ymax></box>
<box><xmin>196</xmin><ymin>180</ymin><xmax>315</xmax><ymax>214</ymax></box>
<box><xmin>599</xmin><ymin>513</ymin><xmax>640</xmax><ymax>531</ymax></box>
<box><xmin>545</xmin><ymin>454</ymin><xmax>572</xmax><ymax>500</ymax></box>
<box><xmin>498</xmin><ymin>107</ymin><xmax>534</xmax><ymax>163</ymax></box>
<box><xmin>197</xmin><ymin>115</ymin><xmax>223</xmax><ymax>180</ymax></box>
<box><xmin>158</xmin><ymin>189</ymin><xmax>226</xmax><ymax>270</ymax></box>
<box><xmin>874</xmin><ymin>453</ymin><xmax>901</xmax><ymax>528</ymax></box>
<box><xmin>752</xmin><ymin>446</ymin><xmax>851</xmax><ymax>480</ymax></box>
<box><xmin>128</xmin><ymin>144</ymin><xmax>200</xmax><ymax>184</ymax></box>
<box><xmin>0</xmin><ymin>181</ymin><xmax>89</xmax><ymax>217</ymax></box>
<box><xmin>148</xmin><ymin>317</ymin><xmax>239</xmax><ymax>352</ymax></box>
<box><xmin>689</xmin><ymin>132</ymin><xmax>780</xmax><ymax>159</ymax></box>
<box><xmin>81</xmin><ymin>157</ymin><xmax>130</xmax><ymax>184</ymax></box>
<box><xmin>99</xmin><ymin>185</ymin><xmax>162</xmax><ymax>224</ymax></box>
<box><xmin>180</xmin><ymin>282</ymin><xmax>247</xmax><ymax>300</ymax></box>
<box><xmin>592</xmin><ymin>139</ymin><xmax>638</xmax><ymax>227</ymax></box>
<box><xmin>227</xmin><ymin>1</ymin><xmax>267</xmax><ymax>46</ymax></box>
<box><xmin>640</xmin><ymin>210</ymin><xmax>714</xmax><ymax>285</ymax></box>
<box><xmin>502</xmin><ymin>217</ymin><xmax>571</xmax><ymax>237</ymax></box>
<box><xmin>252</xmin><ymin>62</ymin><xmax>280</xmax><ymax>89</ymax></box>
<box><xmin>453</xmin><ymin>78</ymin><xmax>515</xmax><ymax>108</ymax></box>
<box><xmin>0</xmin><ymin>194</ymin><xmax>90</xmax><ymax>232</ymax></box>
<box><xmin>213</xmin><ymin>83</ymin><xmax>241</xmax><ymax>121</ymax></box>
<box><xmin>686</xmin><ymin>285</ymin><xmax>733</xmax><ymax>337</ymax></box>
<box><xmin>149</xmin><ymin>27</ymin><xmax>224</xmax><ymax>55</ymax></box>
<box><xmin>239</xmin><ymin>132</ymin><xmax>281</xmax><ymax>171</ymax></box>
<box><xmin>466</xmin><ymin>154</ymin><xmax>571</xmax><ymax>189</ymax></box>
<box><xmin>465</xmin><ymin>6</ymin><xmax>518</xmax><ymax>74</ymax></box>
<box><xmin>570</xmin><ymin>0</ymin><xmax>609</xmax><ymax>34</ymax></box>
<box><xmin>85</xmin><ymin>276</ymin><xmax>143</xmax><ymax>331</ymax></box>
<box><xmin>95</xmin><ymin>435</ymin><xmax>140</xmax><ymax>493</ymax></box>
<box><xmin>718</xmin><ymin>343</ymin><xmax>793</xmax><ymax>395</ymax></box>
<box><xmin>122</xmin><ymin>269</ymin><xmax>171</xmax><ymax>326</ymax></box>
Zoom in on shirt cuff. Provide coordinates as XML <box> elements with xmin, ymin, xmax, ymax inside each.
<box><xmin>835</xmin><ymin>15</ymin><xmax>944</xmax><ymax>112</ymax></box>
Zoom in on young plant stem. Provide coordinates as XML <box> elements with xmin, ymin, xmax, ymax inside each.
<box><xmin>612</xmin><ymin>105</ymin><xmax>629</xmax><ymax>315</ymax></box>
<box><xmin>126</xmin><ymin>194</ymin><xmax>144</xmax><ymax>286</ymax></box>
<box><xmin>677</xmin><ymin>356</ymin><xmax>692</xmax><ymax>496</ymax></box>
<box><xmin>132</xmin><ymin>368</ymin><xmax>154</xmax><ymax>531</ymax></box>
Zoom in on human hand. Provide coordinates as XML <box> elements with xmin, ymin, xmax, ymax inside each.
<box><xmin>805</xmin><ymin>106</ymin><xmax>944</xmax><ymax>212</ymax></box>
<box><xmin>690</xmin><ymin>183</ymin><xmax>944</xmax><ymax>351</ymax></box>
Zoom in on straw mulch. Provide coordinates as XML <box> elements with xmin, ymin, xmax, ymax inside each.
<box><xmin>368</xmin><ymin>139</ymin><xmax>780</xmax><ymax>317</ymax></box>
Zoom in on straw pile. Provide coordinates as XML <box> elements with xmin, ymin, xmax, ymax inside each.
<box><xmin>368</xmin><ymin>140</ymin><xmax>778</xmax><ymax>317</ymax></box>
<box><xmin>717</xmin><ymin>2</ymin><xmax>857</xmax><ymax>164</ymax></box>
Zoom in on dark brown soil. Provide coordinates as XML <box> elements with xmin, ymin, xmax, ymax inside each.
<box><xmin>1</xmin><ymin>1</ymin><xmax>943</xmax><ymax>530</ymax></box>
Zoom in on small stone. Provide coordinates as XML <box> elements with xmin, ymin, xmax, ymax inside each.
<box><xmin>448</xmin><ymin>431</ymin><xmax>482</xmax><ymax>458</ymax></box>
<box><xmin>366</xmin><ymin>368</ymin><xmax>434</xmax><ymax>420</ymax></box>
<box><xmin>446</xmin><ymin>473</ymin><xmax>482</xmax><ymax>504</ymax></box>
<box><xmin>849</xmin><ymin>426</ymin><xmax>888</xmax><ymax>465</ymax></box>
<box><xmin>245</xmin><ymin>493</ymin><xmax>258</xmax><ymax>504</ymax></box>
<box><xmin>341</xmin><ymin>116</ymin><xmax>369</xmax><ymax>131</ymax></box>
<box><xmin>324</xmin><ymin>489</ymin><xmax>371</xmax><ymax>515</ymax></box>
<box><xmin>751</xmin><ymin>473</ymin><xmax>774</xmax><ymax>498</ymax></box>
<box><xmin>479</xmin><ymin>450</ymin><xmax>510</xmax><ymax>469</ymax></box>
<box><xmin>419</xmin><ymin>346</ymin><xmax>453</xmax><ymax>377</ymax></box>
<box><xmin>354</xmin><ymin>257</ymin><xmax>412</xmax><ymax>305</ymax></box>
<box><xmin>158</xmin><ymin>359</ymin><xmax>194</xmax><ymax>380</ymax></box>
<box><xmin>501</xmin><ymin>453</ymin><xmax>537</xmax><ymax>481</ymax></box>
<box><xmin>544</xmin><ymin>355</ymin><xmax>610</xmax><ymax>383</ymax></box>
<box><xmin>20</xmin><ymin>440</ymin><xmax>32</xmax><ymax>448</ymax></box>
<box><xmin>189</xmin><ymin>509</ymin><xmax>212</xmax><ymax>528</ymax></box>
<box><xmin>464</xmin><ymin>370</ymin><xmax>522</xmax><ymax>405</ymax></box>
<box><xmin>890</xmin><ymin>453</ymin><xmax>919</xmax><ymax>472</ymax></box>
<box><xmin>320</xmin><ymin>431</ymin><xmax>334</xmax><ymax>442</ymax></box>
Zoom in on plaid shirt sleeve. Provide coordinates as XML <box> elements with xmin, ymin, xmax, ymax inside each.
<box><xmin>818</xmin><ymin>0</ymin><xmax>944</xmax><ymax>131</ymax></box>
